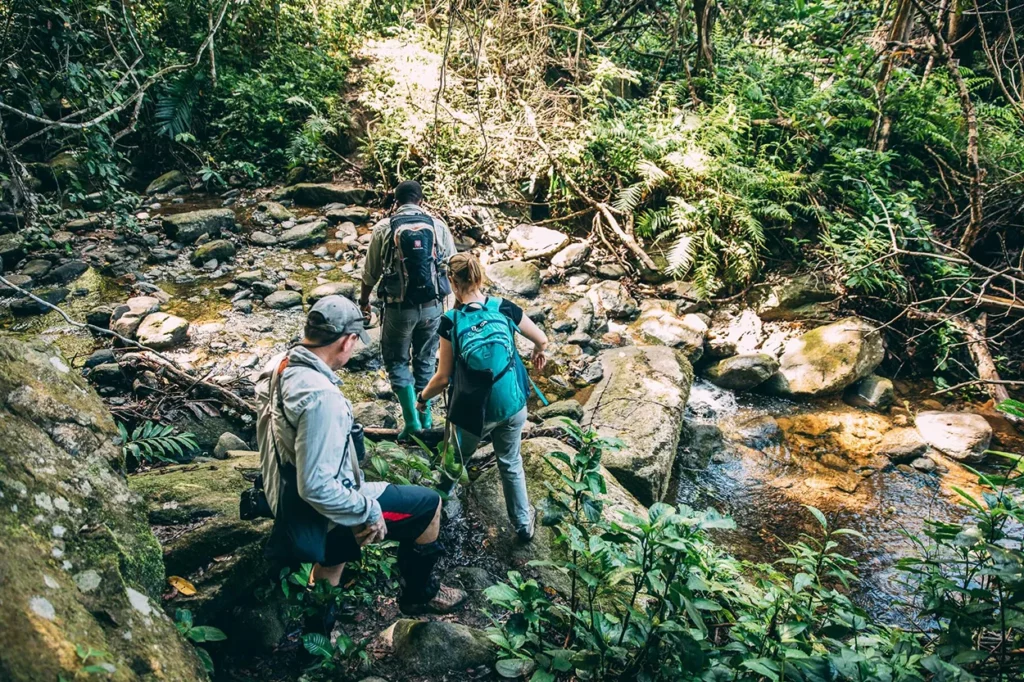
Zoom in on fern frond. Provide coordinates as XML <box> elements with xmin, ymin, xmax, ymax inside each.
<box><xmin>155</xmin><ymin>71</ymin><xmax>205</xmax><ymax>139</ymax></box>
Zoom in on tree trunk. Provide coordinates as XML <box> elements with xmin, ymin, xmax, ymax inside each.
<box><xmin>872</xmin><ymin>0</ymin><xmax>916</xmax><ymax>150</ymax></box>
<box><xmin>693</xmin><ymin>0</ymin><xmax>716</xmax><ymax>73</ymax></box>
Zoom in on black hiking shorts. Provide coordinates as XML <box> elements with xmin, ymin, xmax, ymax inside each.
<box><xmin>323</xmin><ymin>484</ymin><xmax>440</xmax><ymax>565</ymax></box>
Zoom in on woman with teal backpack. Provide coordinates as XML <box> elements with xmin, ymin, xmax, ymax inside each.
<box><xmin>416</xmin><ymin>253</ymin><xmax>548</xmax><ymax>541</ymax></box>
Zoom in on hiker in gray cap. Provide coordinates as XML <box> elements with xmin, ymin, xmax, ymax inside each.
<box><xmin>255</xmin><ymin>295</ymin><xmax>467</xmax><ymax>616</ymax></box>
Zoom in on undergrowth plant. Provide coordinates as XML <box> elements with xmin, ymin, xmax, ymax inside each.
<box><xmin>117</xmin><ymin>420</ymin><xmax>198</xmax><ymax>469</ymax></box>
<box><xmin>174</xmin><ymin>608</ymin><xmax>226</xmax><ymax>675</ymax></box>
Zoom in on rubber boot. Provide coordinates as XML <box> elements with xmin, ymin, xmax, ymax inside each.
<box><xmin>396</xmin><ymin>385</ymin><xmax>422</xmax><ymax>441</ymax></box>
<box><xmin>417</xmin><ymin>397</ymin><xmax>433</xmax><ymax>429</ymax></box>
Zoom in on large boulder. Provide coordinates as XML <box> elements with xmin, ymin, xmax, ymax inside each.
<box><xmin>191</xmin><ymin>239</ymin><xmax>236</xmax><ymax>266</ymax></box>
<box><xmin>0</xmin><ymin>339</ymin><xmax>207</xmax><ymax>680</ymax></box>
<box><xmin>278</xmin><ymin>219</ymin><xmax>327</xmax><ymax>248</ymax></box>
<box><xmin>749</xmin><ymin>274</ymin><xmax>837</xmax><ymax>321</ymax></box>
<box><xmin>109</xmin><ymin>296</ymin><xmax>161</xmax><ymax>338</ymax></box>
<box><xmin>145</xmin><ymin>169</ymin><xmax>187</xmax><ymax>195</ymax></box>
<box><xmin>506</xmin><ymin>224</ymin><xmax>569</xmax><ymax>259</ymax></box>
<box><xmin>162</xmin><ymin>208</ymin><xmax>235</xmax><ymax>244</ymax></box>
<box><xmin>587</xmin><ymin>280</ymin><xmax>639</xmax><ymax>321</ymax></box>
<box><xmin>551</xmin><ymin>242</ymin><xmax>591</xmax><ymax>269</ymax></box>
<box><xmin>636</xmin><ymin>299</ymin><xmax>706</xmax><ymax>359</ymax></box>
<box><xmin>273</xmin><ymin>183</ymin><xmax>376</xmax><ymax>206</ymax></box>
<box><xmin>914</xmin><ymin>411</ymin><xmax>992</xmax><ymax>463</ymax></box>
<box><xmin>377</xmin><ymin>619</ymin><xmax>495</xmax><ymax>675</ymax></box>
<box><xmin>765</xmin><ymin>317</ymin><xmax>884</xmax><ymax>397</ymax></box>
<box><xmin>135</xmin><ymin>312</ymin><xmax>190</xmax><ymax>350</ymax></box>
<box><xmin>704</xmin><ymin>353</ymin><xmax>779</xmax><ymax>391</ymax></box>
<box><xmin>706</xmin><ymin>308</ymin><xmax>764</xmax><ymax>358</ymax></box>
<box><xmin>582</xmin><ymin>346</ymin><xmax>693</xmax><ymax>505</ymax></box>
<box><xmin>487</xmin><ymin>260</ymin><xmax>541</xmax><ymax>298</ymax></box>
<box><xmin>468</xmin><ymin>438</ymin><xmax>646</xmax><ymax>594</ymax></box>
<box><xmin>129</xmin><ymin>452</ymin><xmax>271</xmax><ymax>622</ymax></box>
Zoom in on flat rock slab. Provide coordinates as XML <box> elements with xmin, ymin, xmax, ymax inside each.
<box><xmin>274</xmin><ymin>183</ymin><xmax>377</xmax><ymax>206</ymax></box>
<box><xmin>278</xmin><ymin>220</ymin><xmax>327</xmax><ymax>248</ymax></box>
<box><xmin>162</xmin><ymin>208</ymin><xmax>235</xmax><ymax>244</ymax></box>
<box><xmin>915</xmin><ymin>411</ymin><xmax>992</xmax><ymax>462</ymax></box>
<box><xmin>583</xmin><ymin>346</ymin><xmax>694</xmax><ymax>505</ymax></box>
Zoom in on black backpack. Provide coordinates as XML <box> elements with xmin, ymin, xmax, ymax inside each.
<box><xmin>379</xmin><ymin>213</ymin><xmax>451</xmax><ymax>305</ymax></box>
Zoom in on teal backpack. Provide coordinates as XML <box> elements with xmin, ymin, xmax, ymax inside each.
<box><xmin>446</xmin><ymin>298</ymin><xmax>528</xmax><ymax>433</ymax></box>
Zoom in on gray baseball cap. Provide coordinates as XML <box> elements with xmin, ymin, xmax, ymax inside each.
<box><xmin>307</xmin><ymin>295</ymin><xmax>370</xmax><ymax>344</ymax></box>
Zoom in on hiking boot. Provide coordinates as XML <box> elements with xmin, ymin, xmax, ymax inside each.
<box><xmin>417</xmin><ymin>397</ymin><xmax>433</xmax><ymax>429</ymax></box>
<box><xmin>517</xmin><ymin>506</ymin><xmax>537</xmax><ymax>543</ymax></box>
<box><xmin>399</xmin><ymin>584</ymin><xmax>468</xmax><ymax>616</ymax></box>
<box><xmin>396</xmin><ymin>385</ymin><xmax>422</xmax><ymax>440</ymax></box>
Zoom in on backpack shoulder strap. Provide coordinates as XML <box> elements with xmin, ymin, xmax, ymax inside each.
<box><xmin>390</xmin><ymin>213</ymin><xmax>434</xmax><ymax>233</ymax></box>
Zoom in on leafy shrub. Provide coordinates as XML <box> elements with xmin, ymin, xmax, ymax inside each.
<box><xmin>117</xmin><ymin>420</ymin><xmax>198</xmax><ymax>469</ymax></box>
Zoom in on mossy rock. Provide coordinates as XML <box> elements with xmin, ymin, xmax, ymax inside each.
<box><xmin>273</xmin><ymin>183</ymin><xmax>378</xmax><ymax>206</ymax></box>
<box><xmin>0</xmin><ymin>339</ymin><xmax>206</xmax><ymax>680</ymax></box>
<box><xmin>765</xmin><ymin>317</ymin><xmax>884</xmax><ymax>396</ymax></box>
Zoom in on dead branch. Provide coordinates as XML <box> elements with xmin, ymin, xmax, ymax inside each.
<box><xmin>119</xmin><ymin>353</ymin><xmax>256</xmax><ymax>419</ymax></box>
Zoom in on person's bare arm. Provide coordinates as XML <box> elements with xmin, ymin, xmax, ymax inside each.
<box><xmin>417</xmin><ymin>338</ymin><xmax>454</xmax><ymax>405</ymax></box>
<box><xmin>517</xmin><ymin>315</ymin><xmax>549</xmax><ymax>371</ymax></box>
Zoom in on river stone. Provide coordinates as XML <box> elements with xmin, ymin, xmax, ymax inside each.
<box><xmin>110</xmin><ymin>296</ymin><xmax>161</xmax><ymax>338</ymax></box>
<box><xmin>595</xmin><ymin>263</ymin><xmax>628</xmax><ymax>280</ymax></box>
<box><xmin>257</xmin><ymin>201</ymin><xmax>294</xmax><ymax>222</ymax></box>
<box><xmin>705</xmin><ymin>353</ymin><xmax>779</xmax><ymax>390</ymax></box>
<box><xmin>506</xmin><ymin>224</ymin><xmax>569</xmax><ymax>259</ymax></box>
<box><xmin>533</xmin><ymin>399</ymin><xmax>584</xmax><ymax>422</ymax></box>
<box><xmin>587</xmin><ymin>280</ymin><xmax>639</xmax><ymax>320</ymax></box>
<box><xmin>249</xmin><ymin>231</ymin><xmax>279</xmax><ymax>246</ymax></box>
<box><xmin>636</xmin><ymin>300</ymin><xmax>705</xmax><ymax>358</ymax></box>
<box><xmin>65</xmin><ymin>215</ymin><xmax>102</xmax><ymax>233</ymax></box>
<box><xmin>234</xmin><ymin>270</ymin><xmax>262</xmax><ymax>286</ymax></box>
<box><xmin>914</xmin><ymin>411</ymin><xmax>992</xmax><ymax>462</ymax></box>
<box><xmin>550</xmin><ymin>242</ymin><xmax>590</xmax><ymax>269</ymax></box>
<box><xmin>764</xmin><ymin>317</ymin><xmax>884</xmax><ymax>397</ymax></box>
<box><xmin>145</xmin><ymin>169</ymin><xmax>186</xmax><ymax>194</ymax></box>
<box><xmin>135</xmin><ymin>312</ymin><xmax>190</xmax><ymax>350</ymax></box>
<box><xmin>0</xmin><ymin>273</ymin><xmax>32</xmax><ymax>293</ymax></box>
<box><xmin>749</xmin><ymin>274</ymin><xmax>837</xmax><ymax>321</ymax></box>
<box><xmin>487</xmin><ymin>259</ymin><xmax>541</xmax><ymax>297</ymax></box>
<box><xmin>162</xmin><ymin>208</ymin><xmax>235</xmax><ymax>244</ymax></box>
<box><xmin>353</xmin><ymin>401</ymin><xmax>397</xmax><ymax>429</ymax></box>
<box><xmin>583</xmin><ymin>346</ymin><xmax>693</xmax><ymax>505</ymax></box>
<box><xmin>707</xmin><ymin>308</ymin><xmax>764</xmax><ymax>358</ymax></box>
<box><xmin>190</xmin><ymin>239</ymin><xmax>236</xmax><ymax>266</ymax></box>
<box><xmin>564</xmin><ymin>297</ymin><xmax>595</xmax><ymax>333</ymax></box>
<box><xmin>11</xmin><ymin>288</ymin><xmax>69</xmax><ymax>316</ymax></box>
<box><xmin>264</xmin><ymin>290</ymin><xmax>303</xmax><ymax>309</ymax></box>
<box><xmin>43</xmin><ymin>260</ymin><xmax>89</xmax><ymax>286</ymax></box>
<box><xmin>326</xmin><ymin>206</ymin><xmax>372</xmax><ymax>224</ymax></box>
<box><xmin>0</xmin><ymin>233</ymin><xmax>25</xmax><ymax>271</ymax></box>
<box><xmin>21</xmin><ymin>259</ymin><xmax>52</xmax><ymax>279</ymax></box>
<box><xmin>468</xmin><ymin>438</ymin><xmax>645</xmax><ymax>594</ymax></box>
<box><xmin>878</xmin><ymin>427</ymin><xmax>929</xmax><ymax>463</ymax></box>
<box><xmin>129</xmin><ymin>451</ymin><xmax>271</xmax><ymax>622</ymax></box>
<box><xmin>378</xmin><ymin>619</ymin><xmax>495</xmax><ymax>675</ymax></box>
<box><xmin>273</xmin><ymin>183</ymin><xmax>376</xmax><ymax>206</ymax></box>
<box><xmin>213</xmin><ymin>432</ymin><xmax>248</xmax><ymax>459</ymax></box>
<box><xmin>844</xmin><ymin>375</ymin><xmax>894</xmax><ymax>412</ymax></box>
<box><xmin>348</xmin><ymin>325</ymin><xmax>382</xmax><ymax>370</ymax></box>
<box><xmin>727</xmin><ymin>415</ymin><xmax>782</xmax><ymax>449</ymax></box>
<box><xmin>278</xmin><ymin>219</ymin><xmax>327</xmax><ymax>248</ymax></box>
<box><xmin>307</xmin><ymin>281</ymin><xmax>356</xmax><ymax>304</ymax></box>
<box><xmin>0</xmin><ymin>339</ymin><xmax>208</xmax><ymax>680</ymax></box>
<box><xmin>251</xmin><ymin>280</ymin><xmax>278</xmax><ymax>297</ymax></box>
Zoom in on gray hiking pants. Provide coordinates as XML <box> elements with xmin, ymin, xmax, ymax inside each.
<box><xmin>451</xmin><ymin>408</ymin><xmax>531</xmax><ymax>532</ymax></box>
<box><xmin>379</xmin><ymin>302</ymin><xmax>442</xmax><ymax>391</ymax></box>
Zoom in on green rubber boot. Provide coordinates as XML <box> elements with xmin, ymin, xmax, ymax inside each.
<box><xmin>417</xmin><ymin>397</ymin><xmax>433</xmax><ymax>429</ymax></box>
<box><xmin>396</xmin><ymin>385</ymin><xmax>422</xmax><ymax>441</ymax></box>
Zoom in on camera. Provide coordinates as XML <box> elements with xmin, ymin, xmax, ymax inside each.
<box><xmin>239</xmin><ymin>473</ymin><xmax>274</xmax><ymax>520</ymax></box>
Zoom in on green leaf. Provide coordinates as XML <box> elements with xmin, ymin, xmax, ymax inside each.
<box><xmin>302</xmin><ymin>632</ymin><xmax>334</xmax><ymax>659</ymax></box>
<box><xmin>189</xmin><ymin>626</ymin><xmax>226</xmax><ymax>642</ymax></box>
<box><xmin>194</xmin><ymin>647</ymin><xmax>215</xmax><ymax>675</ymax></box>
<box><xmin>804</xmin><ymin>505</ymin><xmax>827</xmax><ymax>530</ymax></box>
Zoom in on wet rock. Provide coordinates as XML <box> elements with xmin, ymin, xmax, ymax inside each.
<box><xmin>348</xmin><ymin>326</ymin><xmax>382</xmax><ymax>370</ymax></box>
<box><xmin>251</xmin><ymin>280</ymin><xmax>278</xmax><ymax>297</ymax></box>
<box><xmin>257</xmin><ymin>201</ymin><xmax>294</xmax><ymax>222</ymax></box>
<box><xmin>534</xmin><ymin>399</ymin><xmax>584</xmax><ymax>422</ymax></box>
<box><xmin>567</xmin><ymin>332</ymin><xmax>592</xmax><ymax>346</ymax></box>
<box><xmin>583</xmin><ymin>346</ymin><xmax>693</xmax><ymax>505</ymax></box>
<box><xmin>249</xmin><ymin>231</ymin><xmax>278</xmax><ymax>246</ymax></box>
<box><xmin>595</xmin><ymin>263</ymin><xmax>628</xmax><ymax>280</ymax></box>
<box><xmin>0</xmin><ymin>339</ymin><xmax>208</xmax><ymax>680</ymax></box>
<box><xmin>264</xmin><ymin>290</ymin><xmax>303</xmax><ymax>309</ymax></box>
<box><xmin>506</xmin><ymin>224</ymin><xmax>569</xmax><ymax>259</ymax></box>
<box><xmin>911</xmin><ymin>456</ymin><xmax>937</xmax><ymax>473</ymax></box>
<box><xmin>728</xmin><ymin>415</ymin><xmax>782</xmax><ymax>449</ymax></box>
<box><xmin>135</xmin><ymin>312</ymin><xmax>190</xmax><ymax>350</ymax></box>
<box><xmin>0</xmin><ymin>233</ymin><xmax>25</xmax><ymax>271</ymax></box>
<box><xmin>878</xmin><ymin>428</ymin><xmax>928</xmax><ymax>463</ymax></box>
<box><xmin>274</xmin><ymin>183</ymin><xmax>376</xmax><ymax>206</ymax></box>
<box><xmin>219</xmin><ymin>282</ymin><xmax>239</xmax><ymax>296</ymax></box>
<box><xmin>84</xmin><ymin>306</ymin><xmax>114</xmax><ymax>331</ymax></box>
<box><xmin>579</xmin><ymin>358</ymin><xmax>604</xmax><ymax>384</ymax></box>
<box><xmin>487</xmin><ymin>259</ymin><xmax>541</xmax><ymax>298</ymax></box>
<box><xmin>308</xmin><ymin>281</ymin><xmax>356</xmax><ymax>304</ymax></box>
<box><xmin>234</xmin><ymin>270</ymin><xmax>262</xmax><ymax>286</ymax></box>
<box><xmin>22</xmin><ymin>258</ymin><xmax>52</xmax><ymax>279</ymax></box>
<box><xmin>378</xmin><ymin>619</ymin><xmax>495</xmax><ymax>675</ymax></box>
<box><xmin>469</xmin><ymin>438</ymin><xmax>645</xmax><ymax>594</ymax></box>
<box><xmin>764</xmin><ymin>317</ymin><xmax>884</xmax><ymax>397</ymax></box>
<box><xmin>146</xmin><ymin>169</ymin><xmax>187</xmax><ymax>194</ymax></box>
<box><xmin>326</xmin><ymin>206</ymin><xmax>372</xmax><ymax>224</ymax></box>
<box><xmin>110</xmin><ymin>296</ymin><xmax>161</xmax><ymax>338</ymax></box>
<box><xmin>148</xmin><ymin>247</ymin><xmax>178</xmax><ymax>263</ymax></box>
<box><xmin>65</xmin><ymin>215</ymin><xmax>102</xmax><ymax>232</ymax></box>
<box><xmin>353</xmin><ymin>401</ymin><xmax>397</xmax><ymax>429</ymax></box>
<box><xmin>636</xmin><ymin>300</ymin><xmax>705</xmax><ymax>358</ymax></box>
<box><xmin>84</xmin><ymin>348</ymin><xmax>115</xmax><ymax>369</ymax></box>
<box><xmin>587</xmin><ymin>280</ymin><xmax>639</xmax><ymax>320</ymax></box>
<box><xmin>525</xmin><ymin>306</ymin><xmax>548</xmax><ymax>323</ymax></box>
<box><xmin>0</xmin><ymin>273</ymin><xmax>32</xmax><ymax>293</ymax></box>
<box><xmin>550</xmin><ymin>242</ymin><xmax>591</xmax><ymax>269</ymax></box>
<box><xmin>213</xmin><ymin>432</ymin><xmax>248</xmax><ymax>459</ymax></box>
<box><xmin>705</xmin><ymin>353</ymin><xmax>779</xmax><ymax>390</ymax></box>
<box><xmin>162</xmin><ymin>208</ymin><xmax>235</xmax><ymax>244</ymax></box>
<box><xmin>43</xmin><ymin>260</ymin><xmax>88</xmax><ymax>286</ymax></box>
<box><xmin>232</xmin><ymin>300</ymin><xmax>253</xmax><ymax>314</ymax></box>
<box><xmin>11</xmin><ymin>288</ymin><xmax>68</xmax><ymax>316</ymax></box>
<box><xmin>564</xmin><ymin>297</ymin><xmax>595</xmax><ymax>333</ymax></box>
<box><xmin>749</xmin><ymin>274</ymin><xmax>838</xmax><ymax>321</ymax></box>
<box><xmin>86</xmin><ymin>362</ymin><xmax>127</xmax><ymax>388</ymax></box>
<box><xmin>844</xmin><ymin>375</ymin><xmax>894</xmax><ymax>412</ymax></box>
<box><xmin>278</xmin><ymin>219</ymin><xmax>327</xmax><ymax>248</ymax></box>
<box><xmin>191</xmin><ymin>239</ymin><xmax>236</xmax><ymax>265</ymax></box>
<box><xmin>914</xmin><ymin>411</ymin><xmax>992</xmax><ymax>463</ymax></box>
<box><xmin>707</xmin><ymin>308</ymin><xmax>764</xmax><ymax>358</ymax></box>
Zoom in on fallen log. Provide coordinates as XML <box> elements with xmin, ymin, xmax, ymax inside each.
<box><xmin>119</xmin><ymin>352</ymin><xmax>258</xmax><ymax>420</ymax></box>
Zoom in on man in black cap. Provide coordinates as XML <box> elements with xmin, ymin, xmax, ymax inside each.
<box><xmin>256</xmin><ymin>295</ymin><xmax>466</xmax><ymax>614</ymax></box>
<box><xmin>359</xmin><ymin>180</ymin><xmax>457</xmax><ymax>439</ymax></box>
